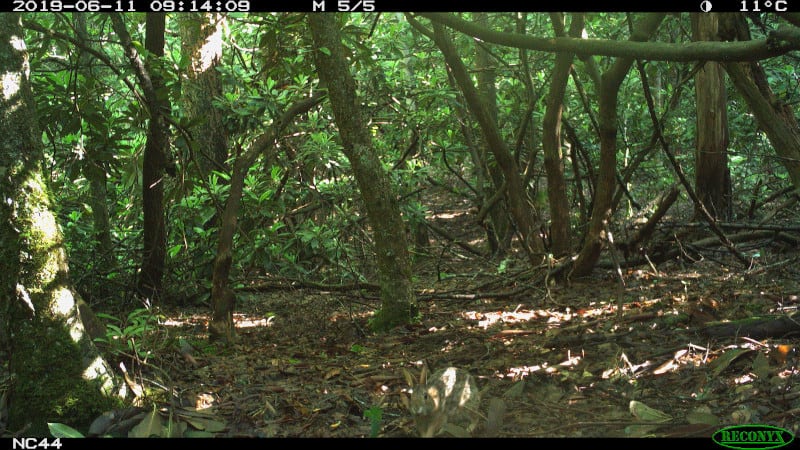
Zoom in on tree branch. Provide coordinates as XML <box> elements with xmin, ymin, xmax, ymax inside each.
<box><xmin>418</xmin><ymin>13</ymin><xmax>797</xmax><ymax>62</ymax></box>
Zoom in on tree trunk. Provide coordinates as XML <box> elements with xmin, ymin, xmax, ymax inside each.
<box><xmin>179</xmin><ymin>13</ymin><xmax>229</xmax><ymax>179</ymax></box>
<box><xmin>139</xmin><ymin>14</ymin><xmax>169</xmax><ymax>299</ymax></box>
<box><xmin>208</xmin><ymin>96</ymin><xmax>323</xmax><ymax>343</ymax></box>
<box><xmin>692</xmin><ymin>13</ymin><xmax>731</xmax><ymax>221</ymax></box>
<box><xmin>542</xmin><ymin>13</ymin><xmax>582</xmax><ymax>257</ymax></box>
<box><xmin>0</xmin><ymin>14</ymin><xmax>123</xmax><ymax>436</ymax></box>
<box><xmin>426</xmin><ymin>19</ymin><xmax>545</xmax><ymax>260</ymax></box>
<box><xmin>74</xmin><ymin>14</ymin><xmax>115</xmax><ymax>274</ymax></box>
<box><xmin>724</xmin><ymin>61</ymin><xmax>800</xmax><ymax>192</ymax></box>
<box><xmin>207</xmin><ymin>152</ymin><xmax>244</xmax><ymax>343</ymax></box>
<box><xmin>720</xmin><ymin>14</ymin><xmax>800</xmax><ymax>193</ymax></box>
<box><xmin>308</xmin><ymin>14</ymin><xmax>417</xmax><ymax>330</ymax></box>
<box><xmin>111</xmin><ymin>13</ymin><xmax>170</xmax><ymax>300</ymax></box>
<box><xmin>571</xmin><ymin>14</ymin><xmax>665</xmax><ymax>278</ymax></box>
<box><xmin>178</xmin><ymin>13</ymin><xmax>228</xmax><ymax>285</ymax></box>
<box><xmin>474</xmin><ymin>12</ymin><xmax>511</xmax><ymax>256</ymax></box>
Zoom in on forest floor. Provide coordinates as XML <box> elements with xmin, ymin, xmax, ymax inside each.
<box><xmin>138</xmin><ymin>188</ymin><xmax>800</xmax><ymax>439</ymax></box>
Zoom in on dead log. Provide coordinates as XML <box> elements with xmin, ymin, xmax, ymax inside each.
<box><xmin>701</xmin><ymin>311</ymin><xmax>800</xmax><ymax>339</ymax></box>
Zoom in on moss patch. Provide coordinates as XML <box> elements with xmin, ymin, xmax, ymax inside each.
<box><xmin>9</xmin><ymin>317</ymin><xmax>121</xmax><ymax>436</ymax></box>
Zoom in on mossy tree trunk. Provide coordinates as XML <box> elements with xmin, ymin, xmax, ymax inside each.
<box><xmin>308</xmin><ymin>15</ymin><xmax>417</xmax><ymax>330</ymax></box>
<box><xmin>0</xmin><ymin>14</ymin><xmax>123</xmax><ymax>436</ymax></box>
<box><xmin>178</xmin><ymin>13</ymin><xmax>229</xmax><ymax>184</ymax></box>
<box><xmin>178</xmin><ymin>13</ymin><xmax>229</xmax><ymax>285</ymax></box>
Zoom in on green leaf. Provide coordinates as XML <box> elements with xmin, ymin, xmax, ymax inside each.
<box><xmin>163</xmin><ymin>418</ymin><xmax>187</xmax><ymax>438</ymax></box>
<box><xmin>96</xmin><ymin>313</ymin><xmax>121</xmax><ymax>322</ymax></box>
<box><xmin>184</xmin><ymin>430</ymin><xmax>216</xmax><ymax>437</ymax></box>
<box><xmin>319</xmin><ymin>47</ymin><xmax>331</xmax><ymax>56</ymax></box>
<box><xmin>350</xmin><ymin>344</ymin><xmax>366</xmax><ymax>354</ymax></box>
<box><xmin>181</xmin><ymin>416</ymin><xmax>226</xmax><ymax>433</ymax></box>
<box><xmin>629</xmin><ymin>400</ymin><xmax>672</xmax><ymax>423</ymax></box>
<box><xmin>686</xmin><ymin>410</ymin><xmax>719</xmax><ymax>426</ymax></box>
<box><xmin>363</xmin><ymin>406</ymin><xmax>383</xmax><ymax>438</ymax></box>
<box><xmin>129</xmin><ymin>409</ymin><xmax>163</xmax><ymax>437</ymax></box>
<box><xmin>168</xmin><ymin>244</ymin><xmax>183</xmax><ymax>258</ymax></box>
<box><xmin>710</xmin><ymin>348</ymin><xmax>753</xmax><ymax>378</ymax></box>
<box><xmin>48</xmin><ymin>422</ymin><xmax>84</xmax><ymax>438</ymax></box>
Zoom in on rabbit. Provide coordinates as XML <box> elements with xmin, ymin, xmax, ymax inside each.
<box><xmin>408</xmin><ymin>366</ymin><xmax>482</xmax><ymax>437</ymax></box>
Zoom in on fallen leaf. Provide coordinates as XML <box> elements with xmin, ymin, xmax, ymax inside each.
<box><xmin>629</xmin><ymin>400</ymin><xmax>672</xmax><ymax>423</ymax></box>
<box><xmin>710</xmin><ymin>348</ymin><xmax>753</xmax><ymax>378</ymax></box>
<box><xmin>129</xmin><ymin>409</ymin><xmax>162</xmax><ymax>437</ymax></box>
<box><xmin>752</xmin><ymin>352</ymin><xmax>771</xmax><ymax>379</ymax></box>
<box><xmin>163</xmin><ymin>419</ymin><xmax>187</xmax><ymax>437</ymax></box>
<box><xmin>181</xmin><ymin>416</ymin><xmax>227</xmax><ymax>433</ymax></box>
<box><xmin>686</xmin><ymin>410</ymin><xmax>719</xmax><ymax>426</ymax></box>
<box><xmin>184</xmin><ymin>430</ymin><xmax>215</xmax><ymax>438</ymax></box>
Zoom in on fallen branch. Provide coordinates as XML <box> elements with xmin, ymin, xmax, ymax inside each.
<box><xmin>701</xmin><ymin>311</ymin><xmax>800</xmax><ymax>339</ymax></box>
<box><xmin>424</xmin><ymin>220</ymin><xmax>487</xmax><ymax>257</ymax></box>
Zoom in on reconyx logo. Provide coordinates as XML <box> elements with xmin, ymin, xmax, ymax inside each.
<box><xmin>713</xmin><ymin>425</ymin><xmax>795</xmax><ymax>450</ymax></box>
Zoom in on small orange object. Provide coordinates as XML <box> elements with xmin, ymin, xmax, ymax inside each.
<box><xmin>770</xmin><ymin>344</ymin><xmax>797</xmax><ymax>365</ymax></box>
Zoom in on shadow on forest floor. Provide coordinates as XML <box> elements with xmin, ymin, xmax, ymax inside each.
<box><xmin>136</xmin><ymin>188</ymin><xmax>800</xmax><ymax>438</ymax></box>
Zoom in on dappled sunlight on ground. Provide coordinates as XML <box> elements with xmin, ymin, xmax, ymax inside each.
<box><xmin>131</xmin><ymin>186</ymin><xmax>800</xmax><ymax>437</ymax></box>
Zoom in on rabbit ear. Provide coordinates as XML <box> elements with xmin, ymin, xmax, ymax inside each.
<box><xmin>402</xmin><ymin>367</ymin><xmax>417</xmax><ymax>387</ymax></box>
<box><xmin>419</xmin><ymin>365</ymin><xmax>429</xmax><ymax>385</ymax></box>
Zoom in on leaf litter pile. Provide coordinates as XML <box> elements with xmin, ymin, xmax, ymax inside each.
<box><xmin>104</xmin><ymin>191</ymin><xmax>800</xmax><ymax>438</ymax></box>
